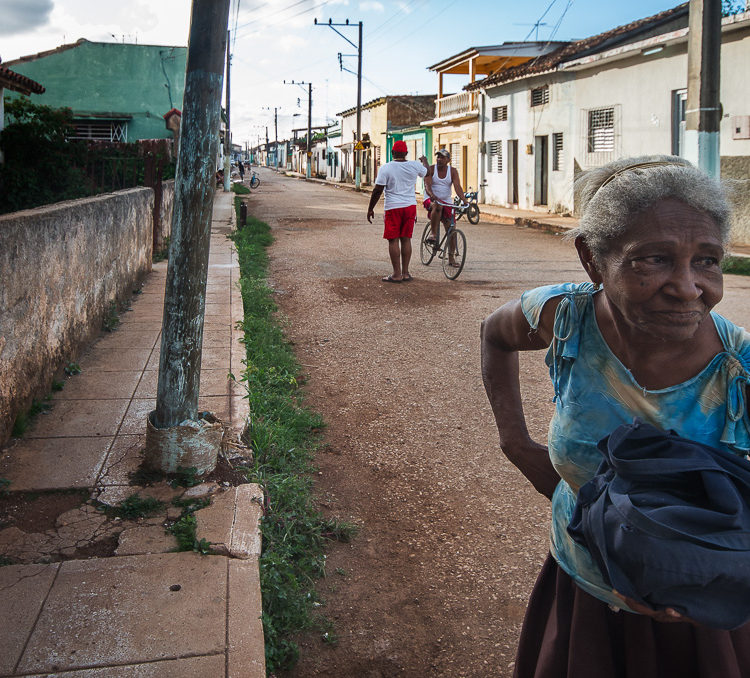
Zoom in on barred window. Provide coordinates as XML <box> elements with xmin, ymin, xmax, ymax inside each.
<box><xmin>492</xmin><ymin>105</ymin><xmax>508</xmax><ymax>122</ymax></box>
<box><xmin>487</xmin><ymin>140</ymin><xmax>502</xmax><ymax>173</ymax></box>
<box><xmin>71</xmin><ymin>120</ymin><xmax>128</xmax><ymax>142</ymax></box>
<box><xmin>552</xmin><ymin>133</ymin><xmax>563</xmax><ymax>171</ymax></box>
<box><xmin>587</xmin><ymin>108</ymin><xmax>614</xmax><ymax>152</ymax></box>
<box><xmin>530</xmin><ymin>86</ymin><xmax>549</xmax><ymax>107</ymax></box>
<box><xmin>450</xmin><ymin>143</ymin><xmax>461</xmax><ymax>173</ymax></box>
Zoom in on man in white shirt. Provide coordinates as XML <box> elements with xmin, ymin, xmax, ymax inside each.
<box><xmin>366</xmin><ymin>140</ymin><xmax>428</xmax><ymax>282</ymax></box>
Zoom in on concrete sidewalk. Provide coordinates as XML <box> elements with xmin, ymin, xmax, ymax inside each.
<box><xmin>0</xmin><ymin>190</ymin><xmax>265</xmax><ymax>677</ymax></box>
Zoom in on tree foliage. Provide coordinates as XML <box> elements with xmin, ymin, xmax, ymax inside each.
<box><xmin>0</xmin><ymin>97</ymin><xmax>90</xmax><ymax>213</ymax></box>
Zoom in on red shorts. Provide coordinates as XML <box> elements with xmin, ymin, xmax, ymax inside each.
<box><xmin>383</xmin><ymin>204</ymin><xmax>417</xmax><ymax>239</ymax></box>
<box><xmin>422</xmin><ymin>198</ymin><xmax>453</xmax><ymax>220</ymax></box>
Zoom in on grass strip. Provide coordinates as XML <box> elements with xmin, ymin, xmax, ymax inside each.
<box><xmin>230</xmin><ymin>209</ymin><xmax>356</xmax><ymax>673</ymax></box>
<box><xmin>722</xmin><ymin>255</ymin><xmax>750</xmax><ymax>276</ymax></box>
<box><xmin>232</xmin><ymin>182</ymin><xmax>251</xmax><ymax>195</ymax></box>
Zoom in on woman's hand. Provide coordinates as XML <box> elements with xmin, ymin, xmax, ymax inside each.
<box><xmin>501</xmin><ymin>437</ymin><xmax>558</xmax><ymax>499</ymax></box>
<box><xmin>613</xmin><ymin>592</ymin><xmax>697</xmax><ymax>625</ymax></box>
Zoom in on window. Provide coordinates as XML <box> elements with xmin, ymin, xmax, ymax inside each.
<box><xmin>492</xmin><ymin>105</ymin><xmax>508</xmax><ymax>122</ymax></box>
<box><xmin>487</xmin><ymin>141</ymin><xmax>502</xmax><ymax>173</ymax></box>
<box><xmin>450</xmin><ymin>143</ymin><xmax>461</xmax><ymax>173</ymax></box>
<box><xmin>530</xmin><ymin>86</ymin><xmax>549</xmax><ymax>107</ymax></box>
<box><xmin>71</xmin><ymin>120</ymin><xmax>128</xmax><ymax>142</ymax></box>
<box><xmin>552</xmin><ymin>133</ymin><xmax>563</xmax><ymax>171</ymax></box>
<box><xmin>587</xmin><ymin>108</ymin><xmax>614</xmax><ymax>152</ymax></box>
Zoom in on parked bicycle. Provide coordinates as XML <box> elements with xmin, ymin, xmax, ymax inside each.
<box><xmin>249</xmin><ymin>170</ymin><xmax>260</xmax><ymax>189</ymax></box>
<box><xmin>419</xmin><ymin>199</ymin><xmax>467</xmax><ymax>280</ymax></box>
<box><xmin>454</xmin><ymin>187</ymin><xmax>479</xmax><ymax>224</ymax></box>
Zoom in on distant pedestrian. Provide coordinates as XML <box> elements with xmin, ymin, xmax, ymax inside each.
<box><xmin>366</xmin><ymin>140</ymin><xmax>427</xmax><ymax>283</ymax></box>
<box><xmin>238</xmin><ymin>160</ymin><xmax>245</xmax><ymax>181</ymax></box>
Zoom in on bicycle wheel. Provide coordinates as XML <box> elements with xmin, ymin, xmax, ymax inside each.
<box><xmin>250</xmin><ymin>175</ymin><xmax>260</xmax><ymax>189</ymax></box>
<box><xmin>442</xmin><ymin>228</ymin><xmax>466</xmax><ymax>280</ymax></box>
<box><xmin>467</xmin><ymin>202</ymin><xmax>480</xmax><ymax>224</ymax></box>
<box><xmin>419</xmin><ymin>222</ymin><xmax>436</xmax><ymax>265</ymax></box>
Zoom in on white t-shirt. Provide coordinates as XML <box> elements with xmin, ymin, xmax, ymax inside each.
<box><xmin>375</xmin><ymin>160</ymin><xmax>428</xmax><ymax>211</ymax></box>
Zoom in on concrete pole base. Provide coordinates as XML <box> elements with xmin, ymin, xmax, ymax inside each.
<box><xmin>145</xmin><ymin>410</ymin><xmax>223</xmax><ymax>475</ymax></box>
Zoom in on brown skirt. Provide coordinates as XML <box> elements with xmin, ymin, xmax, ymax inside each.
<box><xmin>514</xmin><ymin>554</ymin><xmax>750</xmax><ymax>678</ymax></box>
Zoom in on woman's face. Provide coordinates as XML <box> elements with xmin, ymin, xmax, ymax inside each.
<box><xmin>592</xmin><ymin>198</ymin><xmax>724</xmax><ymax>343</ymax></box>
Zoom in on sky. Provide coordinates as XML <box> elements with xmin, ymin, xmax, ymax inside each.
<box><xmin>0</xmin><ymin>0</ymin><xmax>687</xmax><ymax>148</ymax></box>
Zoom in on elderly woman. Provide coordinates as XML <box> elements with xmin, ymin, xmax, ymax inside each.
<box><xmin>481</xmin><ymin>155</ymin><xmax>750</xmax><ymax>677</ymax></box>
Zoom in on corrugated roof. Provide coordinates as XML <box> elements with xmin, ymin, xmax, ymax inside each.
<box><xmin>467</xmin><ymin>2</ymin><xmax>688</xmax><ymax>91</ymax></box>
<box><xmin>0</xmin><ymin>64</ymin><xmax>45</xmax><ymax>95</ymax></box>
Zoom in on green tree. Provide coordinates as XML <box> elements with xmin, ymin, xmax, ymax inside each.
<box><xmin>0</xmin><ymin>97</ymin><xmax>89</xmax><ymax>213</ymax></box>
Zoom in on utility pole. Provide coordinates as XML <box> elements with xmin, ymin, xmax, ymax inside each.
<box><xmin>274</xmin><ymin>107</ymin><xmax>279</xmax><ymax>170</ymax></box>
<box><xmin>284</xmin><ymin>80</ymin><xmax>314</xmax><ymax>179</ymax></box>
<box><xmin>315</xmin><ymin>18</ymin><xmax>363</xmax><ymax>189</ymax></box>
<box><xmin>685</xmin><ymin>0</ymin><xmax>722</xmax><ymax>177</ymax></box>
<box><xmin>150</xmin><ymin>0</ymin><xmax>230</xmax><ymax>472</ymax></box>
<box><xmin>223</xmin><ymin>29</ymin><xmax>231</xmax><ymax>191</ymax></box>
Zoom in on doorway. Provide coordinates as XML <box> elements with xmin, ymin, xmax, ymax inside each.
<box><xmin>507</xmin><ymin>139</ymin><xmax>519</xmax><ymax>205</ymax></box>
<box><xmin>534</xmin><ymin>135</ymin><xmax>548</xmax><ymax>206</ymax></box>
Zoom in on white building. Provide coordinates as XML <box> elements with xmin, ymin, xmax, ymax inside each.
<box><xmin>471</xmin><ymin>4</ymin><xmax>750</xmax><ymax>241</ymax></box>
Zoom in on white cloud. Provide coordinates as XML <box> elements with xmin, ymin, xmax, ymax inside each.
<box><xmin>359</xmin><ymin>1</ymin><xmax>385</xmax><ymax>11</ymax></box>
<box><xmin>0</xmin><ymin>0</ymin><xmax>53</xmax><ymax>37</ymax></box>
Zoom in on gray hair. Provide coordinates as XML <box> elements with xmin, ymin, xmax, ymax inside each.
<box><xmin>568</xmin><ymin>155</ymin><xmax>732</xmax><ymax>261</ymax></box>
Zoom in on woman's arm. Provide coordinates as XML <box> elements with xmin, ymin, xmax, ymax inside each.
<box><xmin>481</xmin><ymin>298</ymin><xmax>560</xmax><ymax>499</ymax></box>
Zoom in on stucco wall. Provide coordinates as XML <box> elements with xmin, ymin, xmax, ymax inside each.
<box><xmin>5</xmin><ymin>40</ymin><xmax>187</xmax><ymax>141</ymax></box>
<box><xmin>157</xmin><ymin>179</ymin><xmax>175</xmax><ymax>251</ymax></box>
<box><xmin>0</xmin><ymin>188</ymin><xmax>154</xmax><ymax>445</ymax></box>
<box><xmin>722</xmin><ymin>156</ymin><xmax>750</xmax><ymax>246</ymax></box>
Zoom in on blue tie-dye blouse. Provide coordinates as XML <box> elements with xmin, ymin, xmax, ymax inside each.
<box><xmin>521</xmin><ymin>282</ymin><xmax>750</xmax><ymax>609</ymax></box>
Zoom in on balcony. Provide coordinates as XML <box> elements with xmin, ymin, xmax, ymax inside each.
<box><xmin>434</xmin><ymin>92</ymin><xmax>478</xmax><ymax>120</ymax></box>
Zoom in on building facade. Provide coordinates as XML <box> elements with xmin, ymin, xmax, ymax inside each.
<box><xmin>5</xmin><ymin>39</ymin><xmax>187</xmax><ymax>142</ymax></box>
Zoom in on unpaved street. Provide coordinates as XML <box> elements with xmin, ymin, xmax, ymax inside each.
<box><xmin>246</xmin><ymin>168</ymin><xmax>750</xmax><ymax>678</ymax></box>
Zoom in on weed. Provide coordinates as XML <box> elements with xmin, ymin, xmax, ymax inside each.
<box><xmin>102</xmin><ymin>300</ymin><xmax>120</xmax><ymax>332</ymax></box>
<box><xmin>64</xmin><ymin>362</ymin><xmax>81</xmax><ymax>376</ymax></box>
<box><xmin>51</xmin><ymin>380</ymin><xmax>64</xmax><ymax>392</ymax></box>
<box><xmin>169</xmin><ymin>466</ymin><xmax>201</xmax><ymax>488</ymax></box>
<box><xmin>98</xmin><ymin>493</ymin><xmax>164</xmax><ymax>520</ymax></box>
<box><xmin>231</xmin><ymin>214</ymin><xmax>354</xmax><ymax>672</ymax></box>
<box><xmin>12</xmin><ymin>397</ymin><xmax>52</xmax><ymax>437</ymax></box>
<box><xmin>334</xmin><ymin>567</ymin><xmax>347</xmax><ymax>577</ymax></box>
<box><xmin>0</xmin><ymin>478</ymin><xmax>10</xmax><ymax>496</ymax></box>
<box><xmin>0</xmin><ymin>556</ymin><xmax>15</xmax><ymax>567</ymax></box>
<box><xmin>722</xmin><ymin>255</ymin><xmax>750</xmax><ymax>276</ymax></box>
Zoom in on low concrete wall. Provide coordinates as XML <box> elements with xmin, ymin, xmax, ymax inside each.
<box><xmin>0</xmin><ymin>188</ymin><xmax>154</xmax><ymax>445</ymax></box>
<box><xmin>722</xmin><ymin>156</ymin><xmax>750</xmax><ymax>247</ymax></box>
<box><xmin>156</xmin><ymin>179</ymin><xmax>175</xmax><ymax>252</ymax></box>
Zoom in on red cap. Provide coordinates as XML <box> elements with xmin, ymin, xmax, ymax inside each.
<box><xmin>392</xmin><ymin>140</ymin><xmax>408</xmax><ymax>154</ymax></box>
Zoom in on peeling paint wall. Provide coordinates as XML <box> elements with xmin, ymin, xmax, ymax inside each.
<box><xmin>0</xmin><ymin>188</ymin><xmax>155</xmax><ymax>445</ymax></box>
<box><xmin>158</xmin><ymin>179</ymin><xmax>176</xmax><ymax>250</ymax></box>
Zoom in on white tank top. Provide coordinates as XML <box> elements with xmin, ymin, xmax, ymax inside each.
<box><xmin>430</xmin><ymin>165</ymin><xmax>453</xmax><ymax>204</ymax></box>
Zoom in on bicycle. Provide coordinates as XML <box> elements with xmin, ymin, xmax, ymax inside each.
<box><xmin>249</xmin><ymin>170</ymin><xmax>260</xmax><ymax>189</ymax></box>
<box><xmin>419</xmin><ymin>199</ymin><xmax>467</xmax><ymax>280</ymax></box>
<box><xmin>456</xmin><ymin>188</ymin><xmax>480</xmax><ymax>224</ymax></box>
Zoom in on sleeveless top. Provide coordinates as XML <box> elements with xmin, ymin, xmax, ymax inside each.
<box><xmin>521</xmin><ymin>282</ymin><xmax>750</xmax><ymax>609</ymax></box>
<box><xmin>430</xmin><ymin>164</ymin><xmax>453</xmax><ymax>204</ymax></box>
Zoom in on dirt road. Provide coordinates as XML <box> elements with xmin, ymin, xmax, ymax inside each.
<box><xmin>247</xmin><ymin>168</ymin><xmax>750</xmax><ymax>678</ymax></box>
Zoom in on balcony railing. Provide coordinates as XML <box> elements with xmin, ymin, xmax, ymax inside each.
<box><xmin>434</xmin><ymin>92</ymin><xmax>478</xmax><ymax>119</ymax></box>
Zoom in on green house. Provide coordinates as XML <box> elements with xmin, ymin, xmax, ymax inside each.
<box><xmin>4</xmin><ymin>39</ymin><xmax>187</xmax><ymax>142</ymax></box>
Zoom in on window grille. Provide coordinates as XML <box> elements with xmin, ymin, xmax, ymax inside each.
<box><xmin>492</xmin><ymin>105</ymin><xmax>508</xmax><ymax>122</ymax></box>
<box><xmin>587</xmin><ymin>108</ymin><xmax>614</xmax><ymax>152</ymax></box>
<box><xmin>71</xmin><ymin>120</ymin><xmax>128</xmax><ymax>142</ymax></box>
<box><xmin>450</xmin><ymin>143</ymin><xmax>461</xmax><ymax>172</ymax></box>
<box><xmin>530</xmin><ymin>86</ymin><xmax>549</xmax><ymax>107</ymax></box>
<box><xmin>552</xmin><ymin>133</ymin><xmax>563</xmax><ymax>171</ymax></box>
<box><xmin>487</xmin><ymin>141</ymin><xmax>502</xmax><ymax>173</ymax></box>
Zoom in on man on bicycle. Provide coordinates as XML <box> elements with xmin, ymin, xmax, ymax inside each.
<box><xmin>423</xmin><ymin>148</ymin><xmax>468</xmax><ymax>247</ymax></box>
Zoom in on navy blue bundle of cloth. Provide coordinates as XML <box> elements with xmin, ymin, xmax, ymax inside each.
<box><xmin>567</xmin><ymin>419</ymin><xmax>750</xmax><ymax>629</ymax></box>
